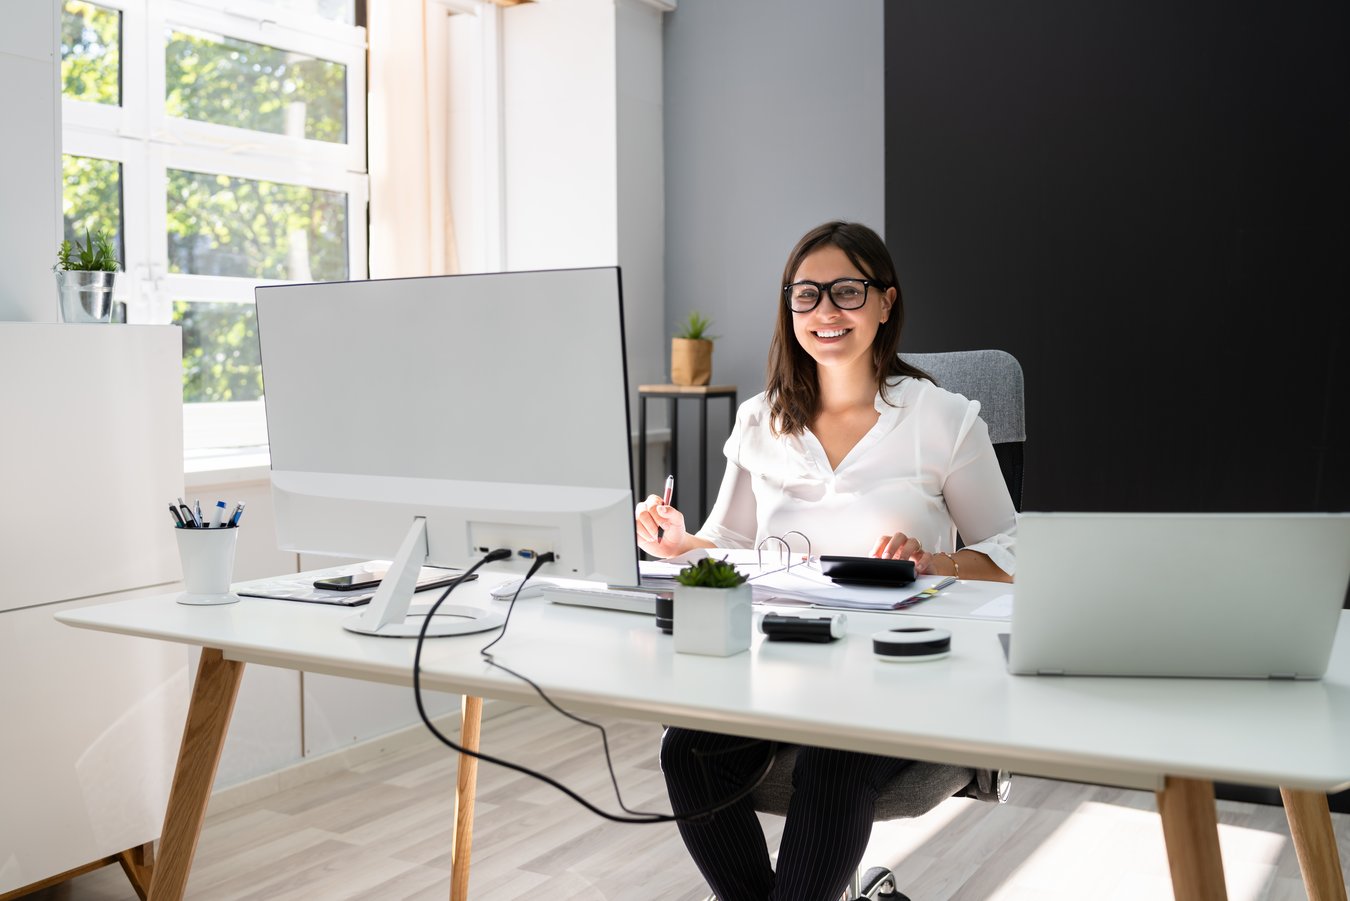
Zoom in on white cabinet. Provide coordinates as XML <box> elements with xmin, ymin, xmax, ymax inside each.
<box><xmin>0</xmin><ymin>324</ymin><xmax>188</xmax><ymax>897</ymax></box>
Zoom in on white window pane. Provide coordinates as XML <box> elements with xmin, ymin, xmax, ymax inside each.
<box><xmin>61</xmin><ymin>1</ymin><xmax>121</xmax><ymax>106</ymax></box>
<box><xmin>166</xmin><ymin>27</ymin><xmax>347</xmax><ymax>143</ymax></box>
<box><xmin>166</xmin><ymin>168</ymin><xmax>349</xmax><ymax>281</ymax></box>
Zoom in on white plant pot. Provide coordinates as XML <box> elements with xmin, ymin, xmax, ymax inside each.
<box><xmin>673</xmin><ymin>583</ymin><xmax>752</xmax><ymax>657</ymax></box>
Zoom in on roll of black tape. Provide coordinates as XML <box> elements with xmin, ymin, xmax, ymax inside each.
<box><xmin>872</xmin><ymin>627</ymin><xmax>951</xmax><ymax>662</ymax></box>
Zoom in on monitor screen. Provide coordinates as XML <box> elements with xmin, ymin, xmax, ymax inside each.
<box><xmin>255</xmin><ymin>267</ymin><xmax>639</xmax><ymax>596</ymax></box>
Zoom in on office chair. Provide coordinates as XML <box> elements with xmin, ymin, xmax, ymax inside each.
<box><xmin>709</xmin><ymin>350</ymin><xmax>1025</xmax><ymax>901</ymax></box>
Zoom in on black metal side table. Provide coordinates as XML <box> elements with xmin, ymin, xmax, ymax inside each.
<box><xmin>637</xmin><ymin>384</ymin><xmax>738</xmax><ymax>527</ymax></box>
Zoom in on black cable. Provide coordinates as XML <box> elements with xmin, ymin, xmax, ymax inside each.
<box><xmin>411</xmin><ymin>549</ymin><xmax>777</xmax><ymax>824</ymax></box>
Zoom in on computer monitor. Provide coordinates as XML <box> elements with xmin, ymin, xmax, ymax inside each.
<box><xmin>254</xmin><ymin>267</ymin><xmax>638</xmax><ymax>637</ymax></box>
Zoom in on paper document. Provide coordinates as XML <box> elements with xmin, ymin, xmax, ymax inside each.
<box><xmin>637</xmin><ymin>560</ymin><xmax>686</xmax><ymax>581</ymax></box>
<box><xmin>750</xmin><ymin>566</ymin><xmax>949</xmax><ymax>610</ymax></box>
<box><xmin>969</xmin><ymin>593</ymin><xmax>1014</xmax><ymax>619</ymax></box>
<box><xmin>644</xmin><ymin>550</ymin><xmax>1003</xmax><ymax>618</ymax></box>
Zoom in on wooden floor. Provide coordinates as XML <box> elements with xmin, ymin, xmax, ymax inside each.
<box><xmin>23</xmin><ymin>705</ymin><xmax>1350</xmax><ymax>900</ymax></box>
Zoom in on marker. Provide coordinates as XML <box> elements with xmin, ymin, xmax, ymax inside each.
<box><xmin>656</xmin><ymin>474</ymin><xmax>674</xmax><ymax>541</ymax></box>
<box><xmin>228</xmin><ymin>502</ymin><xmax>246</xmax><ymax>528</ymax></box>
<box><xmin>210</xmin><ymin>500</ymin><xmax>227</xmax><ymax>529</ymax></box>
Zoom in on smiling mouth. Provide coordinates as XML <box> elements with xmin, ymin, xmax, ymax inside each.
<box><xmin>813</xmin><ymin>328</ymin><xmax>851</xmax><ymax>339</ymax></box>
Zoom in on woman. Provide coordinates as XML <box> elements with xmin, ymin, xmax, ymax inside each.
<box><xmin>635</xmin><ymin>221</ymin><xmax>1016</xmax><ymax>901</ymax></box>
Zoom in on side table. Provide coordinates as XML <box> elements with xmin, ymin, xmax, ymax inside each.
<box><xmin>637</xmin><ymin>384</ymin><xmax>738</xmax><ymax>527</ymax></box>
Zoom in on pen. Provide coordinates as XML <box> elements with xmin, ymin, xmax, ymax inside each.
<box><xmin>169</xmin><ymin>503</ymin><xmax>185</xmax><ymax>528</ymax></box>
<box><xmin>210</xmin><ymin>500</ymin><xmax>227</xmax><ymax>529</ymax></box>
<box><xmin>177</xmin><ymin>497</ymin><xmax>196</xmax><ymax>528</ymax></box>
<box><xmin>897</xmin><ymin>576</ymin><xmax>958</xmax><ymax>609</ymax></box>
<box><xmin>656</xmin><ymin>474</ymin><xmax>674</xmax><ymax>541</ymax></box>
<box><xmin>193</xmin><ymin>499</ymin><xmax>204</xmax><ymax>529</ymax></box>
<box><xmin>229</xmin><ymin>502</ymin><xmax>246</xmax><ymax>528</ymax></box>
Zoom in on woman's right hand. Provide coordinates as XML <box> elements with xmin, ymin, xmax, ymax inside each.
<box><xmin>635</xmin><ymin>494</ymin><xmax>688</xmax><ymax>558</ymax></box>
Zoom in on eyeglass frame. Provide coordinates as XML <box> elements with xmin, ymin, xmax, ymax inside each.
<box><xmin>782</xmin><ymin>277</ymin><xmax>883</xmax><ymax>313</ymax></box>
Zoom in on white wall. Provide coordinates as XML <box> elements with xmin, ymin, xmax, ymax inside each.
<box><xmin>0</xmin><ymin>0</ymin><xmax>61</xmax><ymax>321</ymax></box>
<box><xmin>662</xmin><ymin>0</ymin><xmax>887</xmax><ymax>516</ymax></box>
<box><xmin>616</xmin><ymin>0</ymin><xmax>671</xmax><ymax>495</ymax></box>
<box><xmin>501</xmin><ymin>0</ymin><xmax>617</xmax><ymax>271</ymax></box>
<box><xmin>496</xmin><ymin>0</ymin><xmax>668</xmax><ymax>462</ymax></box>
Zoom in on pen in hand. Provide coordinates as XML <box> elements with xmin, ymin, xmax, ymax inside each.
<box><xmin>656</xmin><ymin>474</ymin><xmax>674</xmax><ymax>542</ymax></box>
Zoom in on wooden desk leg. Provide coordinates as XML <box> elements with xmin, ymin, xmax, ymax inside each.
<box><xmin>148</xmin><ymin>648</ymin><xmax>244</xmax><ymax>901</ymax></box>
<box><xmin>451</xmin><ymin>694</ymin><xmax>484</xmax><ymax>901</ymax></box>
<box><xmin>1156</xmin><ymin>777</ymin><xmax>1228</xmax><ymax>901</ymax></box>
<box><xmin>117</xmin><ymin>842</ymin><xmax>154</xmax><ymax>900</ymax></box>
<box><xmin>1280</xmin><ymin>787</ymin><xmax>1348</xmax><ymax>901</ymax></box>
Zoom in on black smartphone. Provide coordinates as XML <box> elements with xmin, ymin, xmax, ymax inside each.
<box><xmin>313</xmin><ymin>568</ymin><xmax>475</xmax><ymax>592</ymax></box>
<box><xmin>819</xmin><ymin>555</ymin><xmax>915</xmax><ymax>588</ymax></box>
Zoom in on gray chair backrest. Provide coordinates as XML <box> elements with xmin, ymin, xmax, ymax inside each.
<box><xmin>900</xmin><ymin>350</ymin><xmax>1025</xmax><ymax>444</ymax></box>
<box><xmin>900</xmin><ymin>349</ymin><xmax>1026</xmax><ymax>509</ymax></box>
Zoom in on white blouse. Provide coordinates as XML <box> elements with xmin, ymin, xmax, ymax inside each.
<box><xmin>694</xmin><ymin>376</ymin><xmax>1018</xmax><ymax>575</ymax></box>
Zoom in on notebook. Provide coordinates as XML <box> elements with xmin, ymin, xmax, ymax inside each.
<box><xmin>1008</xmin><ymin>512</ymin><xmax>1350</xmax><ymax>679</ymax></box>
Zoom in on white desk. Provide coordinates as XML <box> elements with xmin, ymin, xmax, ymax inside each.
<box><xmin>59</xmin><ymin>575</ymin><xmax>1350</xmax><ymax>901</ymax></box>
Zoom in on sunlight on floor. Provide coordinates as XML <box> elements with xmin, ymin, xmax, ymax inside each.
<box><xmin>863</xmin><ymin>796</ymin><xmax>982</xmax><ymax>861</ymax></box>
<box><xmin>996</xmin><ymin>800</ymin><xmax>1288</xmax><ymax>901</ymax></box>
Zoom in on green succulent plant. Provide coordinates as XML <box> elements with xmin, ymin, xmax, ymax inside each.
<box><xmin>675</xmin><ymin>556</ymin><xmax>748</xmax><ymax>589</ymax></box>
<box><xmin>676</xmin><ymin>310</ymin><xmax>716</xmax><ymax>342</ymax></box>
<box><xmin>56</xmin><ymin>229</ymin><xmax>120</xmax><ymax>272</ymax></box>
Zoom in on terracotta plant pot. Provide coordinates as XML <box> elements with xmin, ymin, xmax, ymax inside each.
<box><xmin>671</xmin><ymin>337</ymin><xmax>712</xmax><ymax>386</ymax></box>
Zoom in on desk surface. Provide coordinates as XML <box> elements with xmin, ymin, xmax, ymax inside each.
<box><xmin>58</xmin><ymin>574</ymin><xmax>1350</xmax><ymax>794</ymax></box>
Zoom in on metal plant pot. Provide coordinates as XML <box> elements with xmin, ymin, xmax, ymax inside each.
<box><xmin>55</xmin><ymin>269</ymin><xmax>118</xmax><ymax>323</ymax></box>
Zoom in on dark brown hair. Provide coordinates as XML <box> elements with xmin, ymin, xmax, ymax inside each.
<box><xmin>765</xmin><ymin>220</ymin><xmax>931</xmax><ymax>436</ymax></box>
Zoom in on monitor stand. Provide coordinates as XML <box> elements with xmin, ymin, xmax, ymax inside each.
<box><xmin>343</xmin><ymin>517</ymin><xmax>505</xmax><ymax>638</ymax></box>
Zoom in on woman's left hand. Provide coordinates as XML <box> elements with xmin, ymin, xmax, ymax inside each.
<box><xmin>871</xmin><ymin>532</ymin><xmax>934</xmax><ymax>574</ymax></box>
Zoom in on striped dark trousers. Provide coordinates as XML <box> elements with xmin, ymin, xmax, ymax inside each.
<box><xmin>661</xmin><ymin>727</ymin><xmax>911</xmax><ymax>901</ymax></box>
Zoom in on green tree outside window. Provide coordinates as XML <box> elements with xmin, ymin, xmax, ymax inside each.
<box><xmin>61</xmin><ymin>1</ymin><xmax>120</xmax><ymax>106</ymax></box>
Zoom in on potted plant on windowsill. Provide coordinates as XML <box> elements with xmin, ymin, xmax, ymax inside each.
<box><xmin>54</xmin><ymin>229</ymin><xmax>121</xmax><ymax>323</ymax></box>
<box><xmin>673</xmin><ymin>556</ymin><xmax>751</xmax><ymax>656</ymax></box>
<box><xmin>671</xmin><ymin>310</ymin><xmax>716</xmax><ymax>386</ymax></box>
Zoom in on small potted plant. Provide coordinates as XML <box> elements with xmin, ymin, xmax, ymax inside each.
<box><xmin>54</xmin><ymin>229</ymin><xmax>121</xmax><ymax>323</ymax></box>
<box><xmin>673</xmin><ymin>556</ymin><xmax>752</xmax><ymax>656</ymax></box>
<box><xmin>671</xmin><ymin>310</ymin><xmax>716</xmax><ymax>386</ymax></box>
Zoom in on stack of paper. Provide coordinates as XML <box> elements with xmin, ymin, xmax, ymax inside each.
<box><xmin>749</xmin><ymin>566</ymin><xmax>949</xmax><ymax>610</ymax></box>
<box><xmin>640</xmin><ymin>550</ymin><xmax>945</xmax><ymax>611</ymax></box>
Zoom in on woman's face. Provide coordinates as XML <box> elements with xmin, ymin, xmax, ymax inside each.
<box><xmin>789</xmin><ymin>244</ymin><xmax>895</xmax><ymax>375</ymax></box>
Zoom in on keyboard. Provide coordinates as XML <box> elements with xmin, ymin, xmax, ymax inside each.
<box><xmin>541</xmin><ymin>585</ymin><xmax>668</xmax><ymax>615</ymax></box>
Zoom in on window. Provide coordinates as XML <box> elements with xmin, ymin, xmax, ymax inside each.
<box><xmin>59</xmin><ymin>0</ymin><xmax>367</xmax><ymax>455</ymax></box>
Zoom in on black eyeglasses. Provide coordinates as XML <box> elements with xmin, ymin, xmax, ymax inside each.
<box><xmin>783</xmin><ymin>278</ymin><xmax>879</xmax><ymax>313</ymax></box>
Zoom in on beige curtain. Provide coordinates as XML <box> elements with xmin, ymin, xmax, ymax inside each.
<box><xmin>367</xmin><ymin>0</ymin><xmax>459</xmax><ymax>278</ymax></box>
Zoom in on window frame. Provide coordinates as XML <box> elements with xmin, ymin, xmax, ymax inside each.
<box><xmin>60</xmin><ymin>0</ymin><xmax>368</xmax><ymax>455</ymax></box>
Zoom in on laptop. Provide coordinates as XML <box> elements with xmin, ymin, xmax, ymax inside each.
<box><xmin>1008</xmin><ymin>513</ymin><xmax>1350</xmax><ymax>679</ymax></box>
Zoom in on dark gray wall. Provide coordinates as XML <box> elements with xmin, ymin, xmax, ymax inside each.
<box><xmin>662</xmin><ymin>0</ymin><xmax>885</xmax><ymax>519</ymax></box>
<box><xmin>885</xmin><ymin>1</ymin><xmax>1349</xmax><ymax>515</ymax></box>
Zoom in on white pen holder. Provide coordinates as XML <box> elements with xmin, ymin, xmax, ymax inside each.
<box><xmin>673</xmin><ymin>583</ymin><xmax>752</xmax><ymax>657</ymax></box>
<box><xmin>175</xmin><ymin>527</ymin><xmax>240</xmax><ymax>605</ymax></box>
